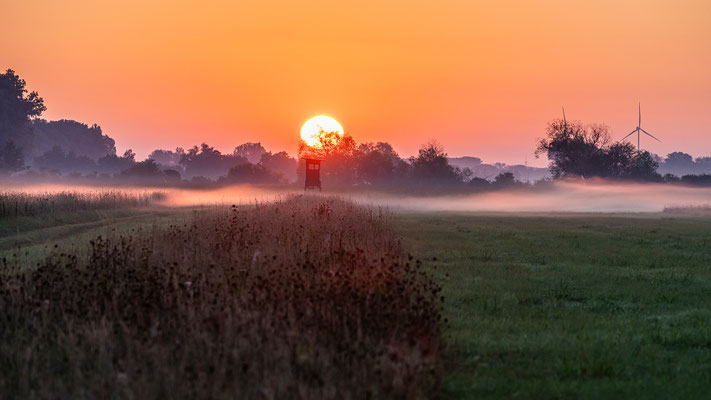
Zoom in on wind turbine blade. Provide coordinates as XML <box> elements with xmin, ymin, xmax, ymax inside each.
<box><xmin>638</xmin><ymin>102</ymin><xmax>641</xmax><ymax>126</ymax></box>
<box><xmin>562</xmin><ymin>106</ymin><xmax>567</xmax><ymax>127</ymax></box>
<box><xmin>621</xmin><ymin>129</ymin><xmax>637</xmax><ymax>140</ymax></box>
<box><xmin>640</xmin><ymin>128</ymin><xmax>662</xmax><ymax>142</ymax></box>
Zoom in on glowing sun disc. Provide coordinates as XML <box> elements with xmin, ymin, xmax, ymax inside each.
<box><xmin>300</xmin><ymin>115</ymin><xmax>343</xmax><ymax>147</ymax></box>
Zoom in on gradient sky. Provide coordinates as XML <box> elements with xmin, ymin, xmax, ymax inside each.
<box><xmin>2</xmin><ymin>0</ymin><xmax>710</xmax><ymax>165</ymax></box>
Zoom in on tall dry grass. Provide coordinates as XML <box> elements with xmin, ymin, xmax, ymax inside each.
<box><xmin>0</xmin><ymin>191</ymin><xmax>162</xmax><ymax>219</ymax></box>
<box><xmin>0</xmin><ymin>195</ymin><xmax>442</xmax><ymax>399</ymax></box>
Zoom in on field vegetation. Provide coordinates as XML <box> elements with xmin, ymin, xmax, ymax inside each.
<box><xmin>0</xmin><ymin>191</ymin><xmax>159</xmax><ymax>219</ymax></box>
<box><xmin>0</xmin><ymin>190</ymin><xmax>164</xmax><ymax>247</ymax></box>
<box><xmin>3</xmin><ymin>186</ymin><xmax>711</xmax><ymax>399</ymax></box>
<box><xmin>0</xmin><ymin>195</ymin><xmax>443</xmax><ymax>399</ymax></box>
<box><xmin>397</xmin><ymin>212</ymin><xmax>711</xmax><ymax>399</ymax></box>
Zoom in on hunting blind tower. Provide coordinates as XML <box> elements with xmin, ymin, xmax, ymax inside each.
<box><xmin>304</xmin><ymin>158</ymin><xmax>322</xmax><ymax>191</ymax></box>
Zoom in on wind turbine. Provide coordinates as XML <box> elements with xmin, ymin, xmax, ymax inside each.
<box><xmin>621</xmin><ymin>103</ymin><xmax>661</xmax><ymax>152</ymax></box>
<box><xmin>562</xmin><ymin>106</ymin><xmax>567</xmax><ymax>132</ymax></box>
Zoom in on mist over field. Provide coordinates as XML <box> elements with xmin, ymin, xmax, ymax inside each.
<box><xmin>362</xmin><ymin>180</ymin><xmax>711</xmax><ymax>213</ymax></box>
<box><xmin>5</xmin><ymin>179</ymin><xmax>711</xmax><ymax>213</ymax></box>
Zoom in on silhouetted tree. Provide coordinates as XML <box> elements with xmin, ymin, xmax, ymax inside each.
<box><xmin>536</xmin><ymin>119</ymin><xmax>660</xmax><ymax>180</ymax></box>
<box><xmin>0</xmin><ymin>69</ymin><xmax>45</xmax><ymax>152</ymax></box>
<box><xmin>469</xmin><ymin>177</ymin><xmax>490</xmax><ymax>188</ymax></box>
<box><xmin>681</xmin><ymin>174</ymin><xmax>711</xmax><ymax>186</ymax></box>
<box><xmin>356</xmin><ymin>142</ymin><xmax>408</xmax><ymax>186</ymax></box>
<box><xmin>120</xmin><ymin>159</ymin><xmax>163</xmax><ymax>182</ymax></box>
<box><xmin>298</xmin><ymin>133</ymin><xmax>358</xmax><ymax>185</ymax></box>
<box><xmin>663</xmin><ymin>173</ymin><xmax>680</xmax><ymax>183</ymax></box>
<box><xmin>298</xmin><ymin>130</ymin><xmax>352</xmax><ymax>159</ymax></box>
<box><xmin>659</xmin><ymin>152</ymin><xmax>695</xmax><ymax>176</ymax></box>
<box><xmin>536</xmin><ymin>120</ymin><xmax>611</xmax><ymax>178</ymax></box>
<box><xmin>33</xmin><ymin>145</ymin><xmax>97</xmax><ymax>173</ymax></box>
<box><xmin>180</xmin><ymin>143</ymin><xmax>246</xmax><ymax>179</ymax></box>
<box><xmin>259</xmin><ymin>151</ymin><xmax>297</xmax><ymax>182</ymax></box>
<box><xmin>624</xmin><ymin>150</ymin><xmax>661</xmax><ymax>181</ymax></box>
<box><xmin>0</xmin><ymin>140</ymin><xmax>25</xmax><ymax>173</ymax></box>
<box><xmin>603</xmin><ymin>142</ymin><xmax>636</xmax><ymax>178</ymax></box>
<box><xmin>233</xmin><ymin>142</ymin><xmax>266</xmax><ymax>164</ymax></box>
<box><xmin>493</xmin><ymin>172</ymin><xmax>518</xmax><ymax>188</ymax></box>
<box><xmin>219</xmin><ymin>163</ymin><xmax>287</xmax><ymax>184</ymax></box>
<box><xmin>665</xmin><ymin>151</ymin><xmax>693</xmax><ymax>166</ymax></box>
<box><xmin>409</xmin><ymin>141</ymin><xmax>466</xmax><ymax>186</ymax></box>
<box><xmin>98</xmin><ymin>149</ymin><xmax>136</xmax><ymax>174</ymax></box>
<box><xmin>31</xmin><ymin>119</ymin><xmax>115</xmax><ymax>160</ymax></box>
<box><xmin>163</xmin><ymin>169</ymin><xmax>182</xmax><ymax>184</ymax></box>
<box><xmin>149</xmin><ymin>148</ymin><xmax>184</xmax><ymax>167</ymax></box>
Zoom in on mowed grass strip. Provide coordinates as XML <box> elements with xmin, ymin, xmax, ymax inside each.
<box><xmin>395</xmin><ymin>212</ymin><xmax>711</xmax><ymax>399</ymax></box>
<box><xmin>0</xmin><ymin>190</ymin><xmax>167</xmax><ymax>244</ymax></box>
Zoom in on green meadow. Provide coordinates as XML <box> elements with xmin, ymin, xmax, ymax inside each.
<box><xmin>397</xmin><ymin>212</ymin><xmax>711</xmax><ymax>399</ymax></box>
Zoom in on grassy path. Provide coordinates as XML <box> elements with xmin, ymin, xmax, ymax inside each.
<box><xmin>395</xmin><ymin>212</ymin><xmax>711</xmax><ymax>399</ymax></box>
<box><xmin>0</xmin><ymin>208</ymin><xmax>187</xmax><ymax>260</ymax></box>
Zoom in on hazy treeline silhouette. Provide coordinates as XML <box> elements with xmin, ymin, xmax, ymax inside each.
<box><xmin>535</xmin><ymin>120</ymin><xmax>659</xmax><ymax>181</ymax></box>
<box><xmin>293</xmin><ymin>129</ymin><xmax>526</xmax><ymax>188</ymax></box>
<box><xmin>3</xmin><ymin>68</ymin><xmax>711</xmax><ymax>187</ymax></box>
<box><xmin>535</xmin><ymin>119</ymin><xmax>711</xmax><ymax>185</ymax></box>
<box><xmin>0</xmin><ymin>69</ymin><xmax>519</xmax><ymax>188</ymax></box>
<box><xmin>656</xmin><ymin>152</ymin><xmax>711</xmax><ymax>179</ymax></box>
<box><xmin>448</xmin><ymin>156</ymin><xmax>550</xmax><ymax>183</ymax></box>
<box><xmin>0</xmin><ymin>69</ymin><xmax>298</xmax><ymax>185</ymax></box>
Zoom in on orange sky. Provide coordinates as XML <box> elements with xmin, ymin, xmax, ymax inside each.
<box><xmin>2</xmin><ymin>0</ymin><xmax>710</xmax><ymax>165</ymax></box>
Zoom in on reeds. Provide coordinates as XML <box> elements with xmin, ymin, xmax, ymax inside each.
<box><xmin>0</xmin><ymin>195</ymin><xmax>442</xmax><ymax>399</ymax></box>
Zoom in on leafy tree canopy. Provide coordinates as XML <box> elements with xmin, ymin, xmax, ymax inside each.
<box><xmin>233</xmin><ymin>142</ymin><xmax>266</xmax><ymax>164</ymax></box>
<box><xmin>0</xmin><ymin>140</ymin><xmax>25</xmax><ymax>173</ymax></box>
<box><xmin>409</xmin><ymin>140</ymin><xmax>469</xmax><ymax>185</ymax></box>
<box><xmin>32</xmin><ymin>119</ymin><xmax>116</xmax><ymax>160</ymax></box>
<box><xmin>0</xmin><ymin>69</ymin><xmax>46</xmax><ymax>148</ymax></box>
<box><xmin>180</xmin><ymin>143</ymin><xmax>246</xmax><ymax>179</ymax></box>
<box><xmin>536</xmin><ymin>119</ymin><xmax>660</xmax><ymax>181</ymax></box>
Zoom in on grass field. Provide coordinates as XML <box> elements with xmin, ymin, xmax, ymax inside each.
<box><xmin>396</xmin><ymin>212</ymin><xmax>711</xmax><ymax>399</ymax></box>
<box><xmin>3</xmin><ymin>191</ymin><xmax>711</xmax><ymax>399</ymax></box>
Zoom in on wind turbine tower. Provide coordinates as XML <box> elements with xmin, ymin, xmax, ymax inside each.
<box><xmin>621</xmin><ymin>103</ymin><xmax>661</xmax><ymax>152</ymax></box>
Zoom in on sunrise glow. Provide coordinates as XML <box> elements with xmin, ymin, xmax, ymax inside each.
<box><xmin>3</xmin><ymin>1</ymin><xmax>709</xmax><ymax>162</ymax></box>
<box><xmin>300</xmin><ymin>115</ymin><xmax>344</xmax><ymax>148</ymax></box>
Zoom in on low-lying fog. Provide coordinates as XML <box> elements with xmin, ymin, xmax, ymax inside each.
<box><xmin>4</xmin><ymin>180</ymin><xmax>711</xmax><ymax>213</ymax></box>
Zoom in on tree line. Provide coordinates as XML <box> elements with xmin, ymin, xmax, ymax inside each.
<box><xmin>0</xmin><ymin>69</ymin><xmax>298</xmax><ymax>185</ymax></box>
<box><xmin>535</xmin><ymin>119</ymin><xmax>711</xmax><ymax>185</ymax></box>
<box><xmin>0</xmin><ymin>69</ymin><xmax>520</xmax><ymax>188</ymax></box>
<box><xmin>3</xmin><ymin>68</ymin><xmax>711</xmax><ymax>187</ymax></box>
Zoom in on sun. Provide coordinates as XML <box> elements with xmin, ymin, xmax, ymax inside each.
<box><xmin>300</xmin><ymin>115</ymin><xmax>343</xmax><ymax>147</ymax></box>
